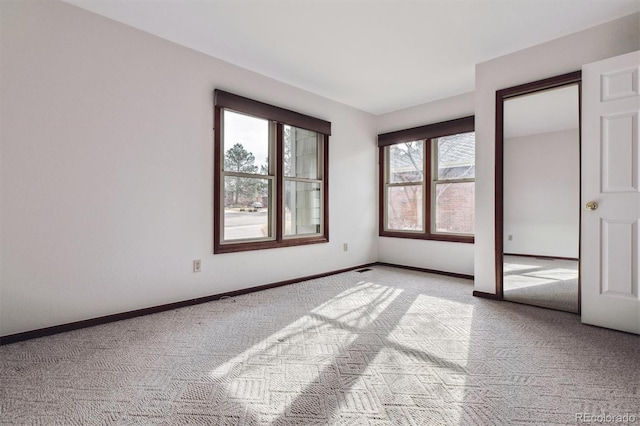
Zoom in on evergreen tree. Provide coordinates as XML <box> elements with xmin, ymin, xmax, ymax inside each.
<box><xmin>225</xmin><ymin>143</ymin><xmax>259</xmax><ymax>207</ymax></box>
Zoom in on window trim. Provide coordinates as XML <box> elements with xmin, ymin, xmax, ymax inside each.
<box><xmin>214</xmin><ymin>91</ymin><xmax>330</xmax><ymax>254</ymax></box>
<box><xmin>378</xmin><ymin>116</ymin><xmax>475</xmax><ymax>244</ymax></box>
<box><xmin>215</xmin><ymin>90</ymin><xmax>331</xmax><ymax>135</ymax></box>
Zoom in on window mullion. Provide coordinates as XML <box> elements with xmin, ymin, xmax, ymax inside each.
<box><xmin>276</xmin><ymin>122</ymin><xmax>284</xmax><ymax>242</ymax></box>
<box><xmin>425</xmin><ymin>139</ymin><xmax>433</xmax><ymax>236</ymax></box>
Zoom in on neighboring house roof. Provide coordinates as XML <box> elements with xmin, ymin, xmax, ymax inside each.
<box><xmin>438</xmin><ymin>132</ymin><xmax>475</xmax><ymax>168</ymax></box>
<box><xmin>390</xmin><ymin>132</ymin><xmax>475</xmax><ymax>172</ymax></box>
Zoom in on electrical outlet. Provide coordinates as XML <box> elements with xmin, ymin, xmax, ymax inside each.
<box><xmin>343</xmin><ymin>243</ymin><xmax>348</xmax><ymax>252</ymax></box>
<box><xmin>193</xmin><ymin>259</ymin><xmax>201</xmax><ymax>272</ymax></box>
<box><xmin>508</xmin><ymin>235</ymin><xmax>513</xmax><ymax>241</ymax></box>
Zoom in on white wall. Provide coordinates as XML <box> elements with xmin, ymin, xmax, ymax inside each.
<box><xmin>376</xmin><ymin>92</ymin><xmax>475</xmax><ymax>276</ymax></box>
<box><xmin>0</xmin><ymin>0</ymin><xmax>378</xmax><ymax>336</ymax></box>
<box><xmin>503</xmin><ymin>129</ymin><xmax>580</xmax><ymax>258</ymax></box>
<box><xmin>3</xmin><ymin>3</ymin><xmax>638</xmax><ymax>336</ymax></box>
<box><xmin>474</xmin><ymin>13</ymin><xmax>640</xmax><ymax>293</ymax></box>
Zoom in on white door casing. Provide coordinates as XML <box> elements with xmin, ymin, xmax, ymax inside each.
<box><xmin>582</xmin><ymin>50</ymin><xmax>640</xmax><ymax>334</ymax></box>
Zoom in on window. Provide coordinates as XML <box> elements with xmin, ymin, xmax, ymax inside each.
<box><xmin>378</xmin><ymin>116</ymin><xmax>475</xmax><ymax>243</ymax></box>
<box><xmin>214</xmin><ymin>90</ymin><xmax>330</xmax><ymax>253</ymax></box>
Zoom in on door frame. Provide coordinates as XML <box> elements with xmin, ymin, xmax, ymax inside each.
<box><xmin>494</xmin><ymin>71</ymin><xmax>583</xmax><ymax>311</ymax></box>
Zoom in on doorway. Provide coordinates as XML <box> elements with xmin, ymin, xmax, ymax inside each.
<box><xmin>495</xmin><ymin>72</ymin><xmax>582</xmax><ymax>313</ymax></box>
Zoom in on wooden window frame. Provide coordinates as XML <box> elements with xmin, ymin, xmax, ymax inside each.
<box><xmin>214</xmin><ymin>90</ymin><xmax>330</xmax><ymax>254</ymax></box>
<box><xmin>378</xmin><ymin>116</ymin><xmax>475</xmax><ymax>244</ymax></box>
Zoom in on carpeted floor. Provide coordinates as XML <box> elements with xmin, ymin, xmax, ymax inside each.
<box><xmin>503</xmin><ymin>256</ymin><xmax>579</xmax><ymax>313</ymax></box>
<box><xmin>1</xmin><ymin>266</ymin><xmax>638</xmax><ymax>425</ymax></box>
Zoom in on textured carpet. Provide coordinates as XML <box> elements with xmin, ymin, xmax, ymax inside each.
<box><xmin>503</xmin><ymin>256</ymin><xmax>579</xmax><ymax>313</ymax></box>
<box><xmin>1</xmin><ymin>266</ymin><xmax>638</xmax><ymax>425</ymax></box>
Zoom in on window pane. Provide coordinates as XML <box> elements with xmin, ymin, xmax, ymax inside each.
<box><xmin>284</xmin><ymin>125</ymin><xmax>318</xmax><ymax>179</ymax></box>
<box><xmin>224</xmin><ymin>176</ymin><xmax>271</xmax><ymax>241</ymax></box>
<box><xmin>223</xmin><ymin>110</ymin><xmax>270</xmax><ymax>175</ymax></box>
<box><xmin>434</xmin><ymin>182</ymin><xmax>475</xmax><ymax>234</ymax></box>
<box><xmin>284</xmin><ymin>180</ymin><xmax>321</xmax><ymax>236</ymax></box>
<box><xmin>389</xmin><ymin>141</ymin><xmax>423</xmax><ymax>183</ymax></box>
<box><xmin>437</xmin><ymin>132</ymin><xmax>475</xmax><ymax>180</ymax></box>
<box><xmin>387</xmin><ymin>186</ymin><xmax>423</xmax><ymax>231</ymax></box>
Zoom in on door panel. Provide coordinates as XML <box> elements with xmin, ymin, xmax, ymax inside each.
<box><xmin>582</xmin><ymin>51</ymin><xmax>640</xmax><ymax>334</ymax></box>
<box><xmin>600</xmin><ymin>219</ymin><xmax>636</xmax><ymax>296</ymax></box>
<box><xmin>602</xmin><ymin>112</ymin><xmax>637</xmax><ymax>192</ymax></box>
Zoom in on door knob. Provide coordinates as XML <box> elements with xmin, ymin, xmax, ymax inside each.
<box><xmin>586</xmin><ymin>201</ymin><xmax>598</xmax><ymax>211</ymax></box>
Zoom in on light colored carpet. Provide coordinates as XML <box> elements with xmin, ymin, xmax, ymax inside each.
<box><xmin>1</xmin><ymin>266</ymin><xmax>638</xmax><ymax>425</ymax></box>
<box><xmin>503</xmin><ymin>256</ymin><xmax>579</xmax><ymax>313</ymax></box>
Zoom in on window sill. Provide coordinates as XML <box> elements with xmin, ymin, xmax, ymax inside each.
<box><xmin>379</xmin><ymin>231</ymin><xmax>474</xmax><ymax>244</ymax></box>
<box><xmin>214</xmin><ymin>235</ymin><xmax>329</xmax><ymax>254</ymax></box>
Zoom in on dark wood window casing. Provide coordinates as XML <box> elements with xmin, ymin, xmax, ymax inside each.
<box><xmin>378</xmin><ymin>116</ymin><xmax>475</xmax><ymax>244</ymax></box>
<box><xmin>214</xmin><ymin>90</ymin><xmax>331</xmax><ymax>254</ymax></box>
<box><xmin>494</xmin><ymin>71</ymin><xmax>581</xmax><ymax>299</ymax></box>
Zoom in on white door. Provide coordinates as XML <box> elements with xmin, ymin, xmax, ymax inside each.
<box><xmin>582</xmin><ymin>50</ymin><xmax>640</xmax><ymax>334</ymax></box>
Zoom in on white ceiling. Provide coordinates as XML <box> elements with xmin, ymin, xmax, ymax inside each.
<box><xmin>62</xmin><ymin>0</ymin><xmax>639</xmax><ymax>115</ymax></box>
<box><xmin>504</xmin><ymin>84</ymin><xmax>579</xmax><ymax>139</ymax></box>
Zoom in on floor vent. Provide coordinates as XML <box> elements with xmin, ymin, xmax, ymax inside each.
<box><xmin>356</xmin><ymin>268</ymin><xmax>372</xmax><ymax>273</ymax></box>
